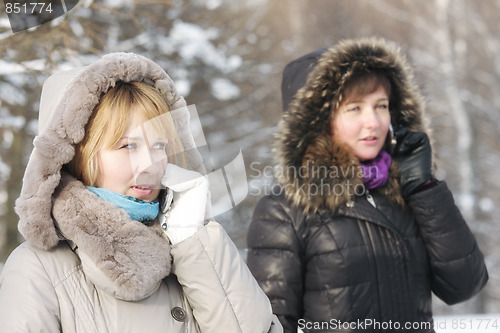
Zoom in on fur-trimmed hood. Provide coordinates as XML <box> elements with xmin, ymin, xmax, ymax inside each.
<box><xmin>53</xmin><ymin>173</ymin><xmax>172</xmax><ymax>300</ymax></box>
<box><xmin>276</xmin><ymin>38</ymin><xmax>429</xmax><ymax>212</ymax></box>
<box><xmin>14</xmin><ymin>52</ymin><xmax>201</xmax><ymax>299</ymax></box>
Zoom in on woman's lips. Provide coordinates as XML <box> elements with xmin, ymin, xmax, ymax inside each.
<box><xmin>360</xmin><ymin>136</ymin><xmax>378</xmax><ymax>144</ymax></box>
<box><xmin>131</xmin><ymin>185</ymin><xmax>154</xmax><ymax>196</ymax></box>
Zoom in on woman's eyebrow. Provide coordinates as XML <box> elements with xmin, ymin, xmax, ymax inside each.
<box><xmin>120</xmin><ymin>136</ymin><xmax>144</xmax><ymax>142</ymax></box>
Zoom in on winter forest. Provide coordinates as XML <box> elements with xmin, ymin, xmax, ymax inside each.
<box><xmin>0</xmin><ymin>0</ymin><xmax>499</xmax><ymax>319</ymax></box>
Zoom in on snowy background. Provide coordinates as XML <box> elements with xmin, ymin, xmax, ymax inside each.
<box><xmin>1</xmin><ymin>0</ymin><xmax>499</xmax><ymax>317</ymax></box>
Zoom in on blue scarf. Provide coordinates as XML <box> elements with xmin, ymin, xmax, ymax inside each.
<box><xmin>86</xmin><ymin>186</ymin><xmax>159</xmax><ymax>225</ymax></box>
<box><xmin>360</xmin><ymin>151</ymin><xmax>392</xmax><ymax>189</ymax></box>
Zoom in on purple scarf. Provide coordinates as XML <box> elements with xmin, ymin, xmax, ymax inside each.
<box><xmin>360</xmin><ymin>151</ymin><xmax>392</xmax><ymax>189</ymax></box>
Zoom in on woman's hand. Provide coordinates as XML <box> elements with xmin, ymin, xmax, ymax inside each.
<box><xmin>160</xmin><ymin>164</ymin><xmax>208</xmax><ymax>244</ymax></box>
<box><xmin>393</xmin><ymin>128</ymin><xmax>434</xmax><ymax>199</ymax></box>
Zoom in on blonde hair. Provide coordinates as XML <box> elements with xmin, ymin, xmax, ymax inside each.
<box><xmin>67</xmin><ymin>81</ymin><xmax>186</xmax><ymax>186</ymax></box>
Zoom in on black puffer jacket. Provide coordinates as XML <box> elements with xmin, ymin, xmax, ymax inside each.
<box><xmin>247</xmin><ymin>38</ymin><xmax>488</xmax><ymax>332</ymax></box>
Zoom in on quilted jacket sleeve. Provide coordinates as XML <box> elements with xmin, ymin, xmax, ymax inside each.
<box><xmin>409</xmin><ymin>182</ymin><xmax>488</xmax><ymax>304</ymax></box>
<box><xmin>246</xmin><ymin>195</ymin><xmax>304</xmax><ymax>333</ymax></box>
<box><xmin>0</xmin><ymin>243</ymin><xmax>61</xmax><ymax>332</ymax></box>
<box><xmin>170</xmin><ymin>221</ymin><xmax>281</xmax><ymax>333</ymax></box>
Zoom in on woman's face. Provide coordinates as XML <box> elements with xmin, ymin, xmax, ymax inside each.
<box><xmin>330</xmin><ymin>86</ymin><xmax>391</xmax><ymax>161</ymax></box>
<box><xmin>95</xmin><ymin>110</ymin><xmax>168</xmax><ymax>202</ymax></box>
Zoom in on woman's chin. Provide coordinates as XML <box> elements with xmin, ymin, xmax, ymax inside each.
<box><xmin>356</xmin><ymin>151</ymin><xmax>382</xmax><ymax>161</ymax></box>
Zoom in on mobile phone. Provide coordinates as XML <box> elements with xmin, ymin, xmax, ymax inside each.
<box><xmin>389</xmin><ymin>123</ymin><xmax>397</xmax><ymax>152</ymax></box>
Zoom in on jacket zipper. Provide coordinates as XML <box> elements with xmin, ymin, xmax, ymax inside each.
<box><xmin>366</xmin><ymin>190</ymin><xmax>377</xmax><ymax>208</ymax></box>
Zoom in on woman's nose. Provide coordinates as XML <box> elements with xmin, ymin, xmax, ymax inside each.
<box><xmin>133</xmin><ymin>147</ymin><xmax>166</xmax><ymax>176</ymax></box>
<box><xmin>363</xmin><ymin>108</ymin><xmax>380</xmax><ymax>129</ymax></box>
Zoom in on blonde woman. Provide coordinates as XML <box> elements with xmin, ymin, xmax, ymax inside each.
<box><xmin>0</xmin><ymin>53</ymin><xmax>281</xmax><ymax>333</ymax></box>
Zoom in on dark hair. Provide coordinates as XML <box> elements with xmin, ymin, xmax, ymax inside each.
<box><xmin>340</xmin><ymin>70</ymin><xmax>392</xmax><ymax>106</ymax></box>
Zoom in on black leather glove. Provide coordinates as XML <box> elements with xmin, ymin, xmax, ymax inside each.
<box><xmin>393</xmin><ymin>127</ymin><xmax>434</xmax><ymax>199</ymax></box>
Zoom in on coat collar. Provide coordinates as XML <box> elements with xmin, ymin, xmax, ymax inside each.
<box><xmin>335</xmin><ymin>194</ymin><xmax>400</xmax><ymax>234</ymax></box>
<box><xmin>52</xmin><ymin>173</ymin><xmax>172</xmax><ymax>301</ymax></box>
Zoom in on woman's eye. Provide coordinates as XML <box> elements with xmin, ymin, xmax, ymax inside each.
<box><xmin>152</xmin><ymin>142</ymin><xmax>167</xmax><ymax>150</ymax></box>
<box><xmin>347</xmin><ymin>106</ymin><xmax>360</xmax><ymax>112</ymax></box>
<box><xmin>120</xmin><ymin>143</ymin><xmax>137</xmax><ymax>150</ymax></box>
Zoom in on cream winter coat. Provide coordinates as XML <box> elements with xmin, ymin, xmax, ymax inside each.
<box><xmin>0</xmin><ymin>53</ymin><xmax>280</xmax><ymax>333</ymax></box>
